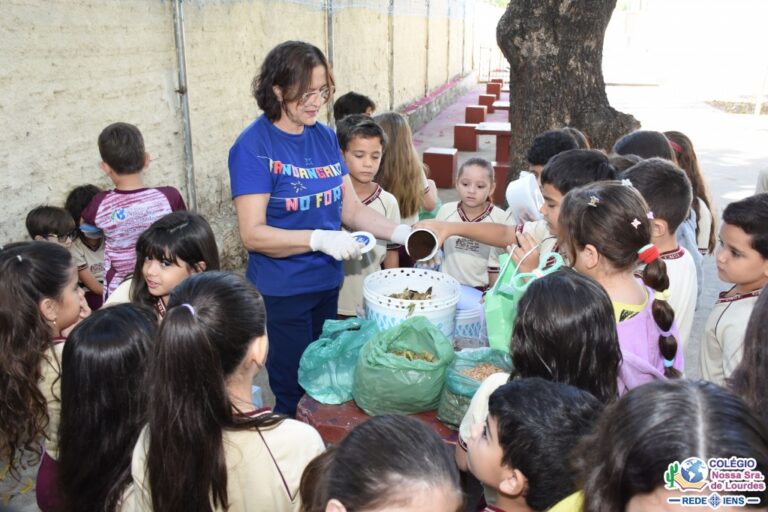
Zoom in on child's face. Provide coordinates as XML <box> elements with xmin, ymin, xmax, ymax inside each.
<box><xmin>539</xmin><ymin>183</ymin><xmax>564</xmax><ymax>236</ymax></box>
<box><xmin>36</xmin><ymin>230</ymin><xmax>77</xmax><ymax>250</ymax></box>
<box><xmin>457</xmin><ymin>165</ymin><xmax>494</xmax><ymax>209</ymax></box>
<box><xmin>466</xmin><ymin>416</ymin><xmax>506</xmax><ymax>488</ymax></box>
<box><xmin>343</xmin><ymin>136</ymin><xmax>383</xmax><ymax>185</ymax></box>
<box><xmin>55</xmin><ymin>265</ymin><xmax>86</xmax><ymax>332</ymax></box>
<box><xmin>715</xmin><ymin>223</ymin><xmax>768</xmax><ymax>289</ymax></box>
<box><xmin>142</xmin><ymin>254</ymin><xmax>196</xmax><ymax>303</ymax></box>
<box><xmin>529</xmin><ymin>164</ymin><xmax>544</xmax><ymax>185</ymax></box>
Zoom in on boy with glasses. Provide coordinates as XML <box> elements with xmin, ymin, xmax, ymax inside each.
<box><xmin>25</xmin><ymin>205</ymin><xmax>78</xmax><ymax>249</ymax></box>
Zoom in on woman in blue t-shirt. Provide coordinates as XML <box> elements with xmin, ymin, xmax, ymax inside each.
<box><xmin>228</xmin><ymin>41</ymin><xmax>411</xmax><ymax>416</ymax></box>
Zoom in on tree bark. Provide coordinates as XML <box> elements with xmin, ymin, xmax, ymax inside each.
<box><xmin>497</xmin><ymin>0</ymin><xmax>640</xmax><ymax>180</ymax></box>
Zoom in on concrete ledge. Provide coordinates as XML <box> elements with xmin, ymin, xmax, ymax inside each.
<box><xmin>400</xmin><ymin>72</ymin><xmax>477</xmax><ymax>132</ymax></box>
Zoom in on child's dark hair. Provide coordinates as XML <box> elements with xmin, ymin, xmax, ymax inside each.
<box><xmin>526</xmin><ymin>129</ymin><xmax>579</xmax><ymax>166</ymax></box>
<box><xmin>336</xmin><ymin>114</ymin><xmax>387</xmax><ymax>152</ymax></box>
<box><xmin>511</xmin><ymin>268</ymin><xmax>621</xmax><ymax>403</ymax></box>
<box><xmin>0</xmin><ymin>241</ymin><xmax>73</xmax><ymax>471</ymax></box>
<box><xmin>253</xmin><ymin>41</ymin><xmax>334</xmax><ymax>122</ymax></box>
<box><xmin>489</xmin><ymin>378</ymin><xmax>604</xmax><ymax>511</ymax></box>
<box><xmin>612</xmin><ymin>130</ymin><xmax>676</xmax><ymax>162</ymax></box>
<box><xmin>622</xmin><ymin>158</ymin><xmax>693</xmax><ymax>233</ymax></box>
<box><xmin>722</xmin><ymin>193</ymin><xmax>768</xmax><ymax>259</ymax></box>
<box><xmin>64</xmin><ymin>184</ymin><xmax>101</xmax><ymax>226</ymax></box>
<box><xmin>729</xmin><ymin>290</ymin><xmax>768</xmax><ymax>426</ymax></box>
<box><xmin>540</xmin><ymin>149</ymin><xmax>618</xmax><ymax>195</ymax></box>
<box><xmin>145</xmin><ymin>271</ymin><xmax>284</xmax><ymax>511</ymax></box>
<box><xmin>58</xmin><ymin>303</ymin><xmax>156</xmax><ymax>512</ymax></box>
<box><xmin>665</xmin><ymin>130</ymin><xmax>717</xmax><ymax>253</ymax></box>
<box><xmin>609</xmin><ymin>153</ymin><xmax>642</xmax><ymax>172</ymax></box>
<box><xmin>98</xmin><ymin>122</ymin><xmax>146</xmax><ymax>175</ymax></box>
<box><xmin>25</xmin><ymin>205</ymin><xmax>76</xmax><ymax>239</ymax></box>
<box><xmin>131</xmin><ymin>211</ymin><xmax>220</xmax><ymax>308</ymax></box>
<box><xmin>578</xmin><ymin>380</ymin><xmax>768</xmax><ymax>511</ymax></box>
<box><xmin>333</xmin><ymin>91</ymin><xmax>376</xmax><ymax>122</ymax></box>
<box><xmin>300</xmin><ymin>414</ymin><xmax>461</xmax><ymax>512</ymax></box>
<box><xmin>561</xmin><ymin>126</ymin><xmax>590</xmax><ymax>149</ymax></box>
<box><xmin>458</xmin><ymin>156</ymin><xmax>495</xmax><ymax>182</ymax></box>
<box><xmin>559</xmin><ymin>182</ymin><xmax>681</xmax><ymax>378</ymax></box>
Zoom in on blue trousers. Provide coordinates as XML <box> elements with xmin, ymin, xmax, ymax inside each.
<box><xmin>263</xmin><ymin>288</ymin><xmax>339</xmax><ymax>416</ymax></box>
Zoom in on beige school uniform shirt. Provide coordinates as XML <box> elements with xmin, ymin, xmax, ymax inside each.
<box><xmin>70</xmin><ymin>237</ymin><xmax>105</xmax><ymax>283</ymax></box>
<box><xmin>518</xmin><ymin>219</ymin><xmax>561</xmax><ymax>268</ymax></box>
<box><xmin>700</xmin><ymin>288</ymin><xmax>760</xmax><ymax>386</ymax></box>
<box><xmin>120</xmin><ymin>418</ymin><xmax>325</xmax><ymax>512</ymax></box>
<box><xmin>661</xmin><ymin>247</ymin><xmax>698</xmax><ymax>348</ymax></box>
<box><xmin>338</xmin><ymin>186</ymin><xmax>400</xmax><ymax>316</ymax></box>
<box><xmin>436</xmin><ymin>202</ymin><xmax>510</xmax><ymax>288</ymax></box>
<box><xmin>40</xmin><ymin>340</ymin><xmax>65</xmax><ymax>460</ymax></box>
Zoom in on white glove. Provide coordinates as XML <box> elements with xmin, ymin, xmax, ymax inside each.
<box><xmin>390</xmin><ymin>224</ymin><xmax>412</xmax><ymax>246</ymax></box>
<box><xmin>310</xmin><ymin>230</ymin><xmax>362</xmax><ymax>261</ymax></box>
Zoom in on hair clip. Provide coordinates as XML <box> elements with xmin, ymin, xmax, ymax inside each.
<box><xmin>638</xmin><ymin>243</ymin><xmax>660</xmax><ymax>264</ymax></box>
<box><xmin>668</xmin><ymin>140</ymin><xmax>683</xmax><ymax>153</ymax></box>
<box><xmin>663</xmin><ymin>358</ymin><xmax>675</xmax><ymax>368</ymax></box>
<box><xmin>181</xmin><ymin>303</ymin><xmax>196</xmax><ymax>316</ymax></box>
<box><xmin>631</xmin><ymin>218</ymin><xmax>641</xmax><ymax>229</ymax></box>
<box><xmin>587</xmin><ymin>195</ymin><xmax>600</xmax><ymax>207</ymax></box>
<box><xmin>621</xmin><ymin>178</ymin><xmax>633</xmax><ymax>188</ymax></box>
<box><xmin>646</xmin><ymin>211</ymin><xmax>654</xmax><ymax>220</ymax></box>
<box><xmin>16</xmin><ymin>255</ymin><xmax>22</xmax><ymax>263</ymax></box>
<box><xmin>654</xmin><ymin>289</ymin><xmax>671</xmax><ymax>301</ymax></box>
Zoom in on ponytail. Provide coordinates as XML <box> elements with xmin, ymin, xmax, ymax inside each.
<box><xmin>641</xmin><ymin>258</ymin><xmax>681</xmax><ymax>379</ymax></box>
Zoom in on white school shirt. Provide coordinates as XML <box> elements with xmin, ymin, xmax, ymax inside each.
<box><xmin>660</xmin><ymin>247</ymin><xmax>698</xmax><ymax>348</ymax></box>
<box><xmin>338</xmin><ymin>185</ymin><xmax>401</xmax><ymax>316</ymax></box>
<box><xmin>700</xmin><ymin>288</ymin><xmax>760</xmax><ymax>386</ymax></box>
<box><xmin>436</xmin><ymin>201</ymin><xmax>510</xmax><ymax>288</ymax></box>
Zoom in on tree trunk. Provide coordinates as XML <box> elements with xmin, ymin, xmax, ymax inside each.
<box><xmin>497</xmin><ymin>0</ymin><xmax>640</xmax><ymax>180</ymax></box>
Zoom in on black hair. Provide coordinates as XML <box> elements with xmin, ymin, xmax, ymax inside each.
<box><xmin>458</xmin><ymin>156</ymin><xmax>495</xmax><ymax>183</ymax></box>
<box><xmin>25</xmin><ymin>205</ymin><xmax>76</xmax><ymax>239</ymax></box>
<box><xmin>300</xmin><ymin>414</ymin><xmax>461</xmax><ymax>512</ymax></box>
<box><xmin>131</xmin><ymin>211</ymin><xmax>220</xmax><ymax>310</ymax></box>
<box><xmin>57</xmin><ymin>303</ymin><xmax>156</xmax><ymax>512</ymax></box>
<box><xmin>613</xmin><ymin>130</ymin><xmax>676</xmax><ymax>162</ymax></box>
<box><xmin>489</xmin><ymin>378</ymin><xmax>604</xmax><ymax>511</ymax></box>
<box><xmin>511</xmin><ymin>268</ymin><xmax>621</xmax><ymax>403</ymax></box>
<box><xmin>145</xmin><ymin>272</ymin><xmax>283</xmax><ymax>512</ymax></box>
<box><xmin>559</xmin><ymin>182</ymin><xmax>681</xmax><ymax>378</ymax></box>
<box><xmin>561</xmin><ymin>127</ymin><xmax>590</xmax><ymax>149</ymax></box>
<box><xmin>525</xmin><ymin>129</ymin><xmax>579</xmax><ymax>166</ymax></box>
<box><xmin>623</xmin><ymin>158</ymin><xmax>693</xmax><ymax>233</ymax></box>
<box><xmin>64</xmin><ymin>184</ymin><xmax>101</xmax><ymax>225</ymax></box>
<box><xmin>729</xmin><ymin>289</ymin><xmax>768</xmax><ymax>426</ymax></box>
<box><xmin>540</xmin><ymin>149</ymin><xmax>618</xmax><ymax>195</ymax></box>
<box><xmin>336</xmin><ymin>114</ymin><xmax>387</xmax><ymax>152</ymax></box>
<box><xmin>333</xmin><ymin>91</ymin><xmax>376</xmax><ymax>122</ymax></box>
<box><xmin>608</xmin><ymin>153</ymin><xmax>642</xmax><ymax>172</ymax></box>
<box><xmin>252</xmin><ymin>41</ymin><xmax>335</xmax><ymax>122</ymax></box>
<box><xmin>579</xmin><ymin>380</ymin><xmax>768</xmax><ymax>511</ymax></box>
<box><xmin>722</xmin><ymin>193</ymin><xmax>768</xmax><ymax>259</ymax></box>
<box><xmin>0</xmin><ymin>242</ymin><xmax>73</xmax><ymax>471</ymax></box>
<box><xmin>98</xmin><ymin>122</ymin><xmax>146</xmax><ymax>174</ymax></box>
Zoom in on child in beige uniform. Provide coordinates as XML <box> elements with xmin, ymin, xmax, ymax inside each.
<box><xmin>336</xmin><ymin>115</ymin><xmax>400</xmax><ymax>316</ymax></box>
<box><xmin>120</xmin><ymin>272</ymin><xmax>324</xmax><ymax>512</ymax></box>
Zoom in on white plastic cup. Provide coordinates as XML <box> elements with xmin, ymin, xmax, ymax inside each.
<box><xmin>405</xmin><ymin>228</ymin><xmax>439</xmax><ymax>261</ymax></box>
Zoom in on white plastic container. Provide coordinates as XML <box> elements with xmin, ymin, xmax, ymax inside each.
<box><xmin>363</xmin><ymin>268</ymin><xmax>461</xmax><ymax>338</ymax></box>
<box><xmin>454</xmin><ymin>285</ymin><xmax>486</xmax><ymax>342</ymax></box>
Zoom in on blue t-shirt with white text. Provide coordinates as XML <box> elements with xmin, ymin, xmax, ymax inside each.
<box><xmin>228</xmin><ymin>115</ymin><xmax>348</xmax><ymax>296</ymax></box>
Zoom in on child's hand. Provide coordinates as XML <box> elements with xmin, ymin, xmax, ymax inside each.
<box><xmin>61</xmin><ymin>291</ymin><xmax>92</xmax><ymax>338</ymax></box>
<box><xmin>508</xmin><ymin>232</ymin><xmax>539</xmax><ymax>273</ymax></box>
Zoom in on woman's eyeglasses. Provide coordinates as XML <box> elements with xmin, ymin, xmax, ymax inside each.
<box><xmin>45</xmin><ymin>230</ymin><xmax>78</xmax><ymax>243</ymax></box>
<box><xmin>299</xmin><ymin>86</ymin><xmax>334</xmax><ymax>105</ymax></box>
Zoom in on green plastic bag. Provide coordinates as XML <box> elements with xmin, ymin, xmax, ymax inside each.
<box><xmin>352</xmin><ymin>316</ymin><xmax>455</xmax><ymax>416</ymax></box>
<box><xmin>298</xmin><ymin>318</ymin><xmax>379</xmax><ymax>404</ymax></box>
<box><xmin>437</xmin><ymin>348</ymin><xmax>513</xmax><ymax>428</ymax></box>
<box><xmin>484</xmin><ymin>252</ymin><xmax>564</xmax><ymax>351</ymax></box>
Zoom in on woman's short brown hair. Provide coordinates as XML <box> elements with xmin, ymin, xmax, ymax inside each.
<box><xmin>252</xmin><ymin>41</ymin><xmax>335</xmax><ymax>122</ymax></box>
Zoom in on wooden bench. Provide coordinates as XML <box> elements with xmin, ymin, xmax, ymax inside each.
<box><xmin>423</xmin><ymin>147</ymin><xmax>458</xmax><ymax>188</ymax></box>
<box><xmin>486</xmin><ymin>82</ymin><xmax>502</xmax><ymax>99</ymax></box>
<box><xmin>478</xmin><ymin>94</ymin><xmax>496</xmax><ymax>114</ymax></box>
<box><xmin>476</xmin><ymin>121</ymin><xmax>512</xmax><ymax>165</ymax></box>
<box><xmin>492</xmin><ymin>100</ymin><xmax>510</xmax><ymax>111</ymax></box>
<box><xmin>490</xmin><ymin>78</ymin><xmax>504</xmax><ymax>84</ymax></box>
<box><xmin>453</xmin><ymin>123</ymin><xmax>478</xmax><ymax>151</ymax></box>
<box><xmin>465</xmin><ymin>105</ymin><xmax>487</xmax><ymax>124</ymax></box>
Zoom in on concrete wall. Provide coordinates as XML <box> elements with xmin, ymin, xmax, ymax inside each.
<box><xmin>1</xmin><ymin>0</ymin><xmax>479</xmax><ymax>266</ymax></box>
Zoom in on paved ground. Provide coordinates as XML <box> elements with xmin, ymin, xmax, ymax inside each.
<box><xmin>255</xmin><ymin>81</ymin><xmax>768</xmax><ymax>406</ymax></box>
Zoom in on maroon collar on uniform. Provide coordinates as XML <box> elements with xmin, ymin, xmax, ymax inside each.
<box><xmin>717</xmin><ymin>287</ymin><xmax>761</xmax><ymax>304</ymax></box>
<box><xmin>458</xmin><ymin>202</ymin><xmax>493</xmax><ymax>222</ymax></box>
<box><xmin>660</xmin><ymin>246</ymin><xmax>685</xmax><ymax>260</ymax></box>
<box><xmin>362</xmin><ymin>184</ymin><xmax>383</xmax><ymax>206</ymax></box>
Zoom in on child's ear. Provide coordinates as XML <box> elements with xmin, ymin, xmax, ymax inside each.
<box><xmin>143</xmin><ymin>152</ymin><xmax>151</xmax><ymax>170</ymax></box>
<box><xmin>325</xmin><ymin>499</ymin><xmax>347</xmax><ymax>512</ymax></box>
<box><xmin>249</xmin><ymin>334</ymin><xmax>269</xmax><ymax>369</ymax></box>
<box><xmin>193</xmin><ymin>261</ymin><xmax>207</xmax><ymax>273</ymax></box>
<box><xmin>38</xmin><ymin>297</ymin><xmax>58</xmax><ymax>324</ymax></box>
<box><xmin>498</xmin><ymin>467</ymin><xmax>527</xmax><ymax>498</ymax></box>
<box><xmin>489</xmin><ymin>181</ymin><xmax>497</xmax><ymax>197</ymax></box>
<box><xmin>99</xmin><ymin>161</ymin><xmax>112</xmax><ymax>176</ymax></box>
<box><xmin>580</xmin><ymin>243</ymin><xmax>600</xmax><ymax>270</ymax></box>
<box><xmin>33</xmin><ymin>235</ymin><xmax>45</xmax><ymax>241</ymax></box>
<box><xmin>650</xmin><ymin>219</ymin><xmax>668</xmax><ymax>238</ymax></box>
